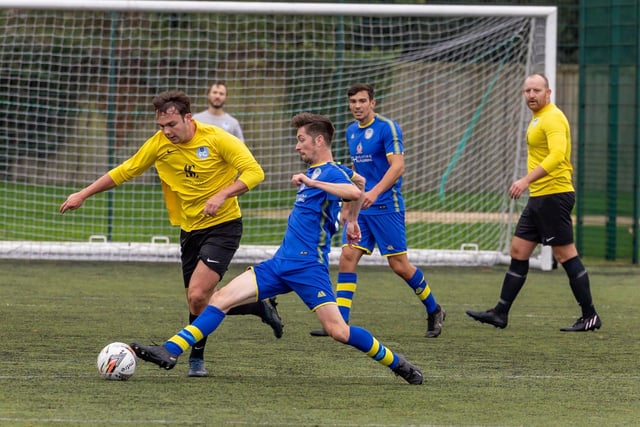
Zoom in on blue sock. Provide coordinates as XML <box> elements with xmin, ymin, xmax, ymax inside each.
<box><xmin>165</xmin><ymin>305</ymin><xmax>226</xmax><ymax>356</ymax></box>
<box><xmin>346</xmin><ymin>325</ymin><xmax>398</xmax><ymax>368</ymax></box>
<box><xmin>407</xmin><ymin>269</ymin><xmax>438</xmax><ymax>313</ymax></box>
<box><xmin>336</xmin><ymin>272</ymin><xmax>357</xmax><ymax>322</ymax></box>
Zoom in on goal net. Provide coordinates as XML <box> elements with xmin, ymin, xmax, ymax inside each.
<box><xmin>0</xmin><ymin>1</ymin><xmax>557</xmax><ymax>269</ymax></box>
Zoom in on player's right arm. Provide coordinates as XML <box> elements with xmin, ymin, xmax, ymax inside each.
<box><xmin>342</xmin><ymin>172</ymin><xmax>365</xmax><ymax>245</ymax></box>
<box><xmin>60</xmin><ymin>135</ymin><xmax>158</xmax><ymax>214</ymax></box>
<box><xmin>59</xmin><ymin>173</ymin><xmax>117</xmax><ymax>213</ymax></box>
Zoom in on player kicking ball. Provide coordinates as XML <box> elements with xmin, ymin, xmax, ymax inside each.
<box><xmin>131</xmin><ymin>112</ymin><xmax>423</xmax><ymax>384</ymax></box>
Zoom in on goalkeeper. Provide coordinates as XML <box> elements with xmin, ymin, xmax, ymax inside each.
<box><xmin>466</xmin><ymin>74</ymin><xmax>601</xmax><ymax>332</ymax></box>
<box><xmin>60</xmin><ymin>90</ymin><xmax>283</xmax><ymax>377</ymax></box>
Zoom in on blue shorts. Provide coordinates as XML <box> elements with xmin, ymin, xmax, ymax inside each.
<box><xmin>252</xmin><ymin>257</ymin><xmax>337</xmax><ymax>311</ymax></box>
<box><xmin>343</xmin><ymin>211</ymin><xmax>407</xmax><ymax>256</ymax></box>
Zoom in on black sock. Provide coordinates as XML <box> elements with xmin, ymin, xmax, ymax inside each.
<box><xmin>188</xmin><ymin>312</ymin><xmax>208</xmax><ymax>360</ymax></box>
<box><xmin>227</xmin><ymin>301</ymin><xmax>262</xmax><ymax>316</ymax></box>
<box><xmin>562</xmin><ymin>256</ymin><xmax>596</xmax><ymax>317</ymax></box>
<box><xmin>495</xmin><ymin>258</ymin><xmax>529</xmax><ymax>314</ymax></box>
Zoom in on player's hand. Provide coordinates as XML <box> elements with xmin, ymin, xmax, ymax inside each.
<box><xmin>203</xmin><ymin>194</ymin><xmax>224</xmax><ymax>217</ymax></box>
<box><xmin>361</xmin><ymin>190</ymin><xmax>378</xmax><ymax>210</ymax></box>
<box><xmin>291</xmin><ymin>173</ymin><xmax>309</xmax><ymax>187</ymax></box>
<box><xmin>345</xmin><ymin>221</ymin><xmax>361</xmax><ymax>245</ymax></box>
<box><xmin>508</xmin><ymin>178</ymin><xmax>529</xmax><ymax>199</ymax></box>
<box><xmin>60</xmin><ymin>193</ymin><xmax>85</xmax><ymax>214</ymax></box>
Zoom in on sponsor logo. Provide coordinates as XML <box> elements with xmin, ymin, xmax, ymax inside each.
<box><xmin>196</xmin><ymin>146</ymin><xmax>209</xmax><ymax>159</ymax></box>
<box><xmin>184</xmin><ymin>164</ymin><xmax>197</xmax><ymax>178</ymax></box>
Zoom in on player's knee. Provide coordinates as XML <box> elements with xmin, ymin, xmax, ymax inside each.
<box><xmin>552</xmin><ymin>245</ymin><xmax>578</xmax><ymax>264</ymax></box>
<box><xmin>388</xmin><ymin>259</ymin><xmax>414</xmax><ymax>279</ymax></box>
<box><xmin>325</xmin><ymin>323</ymin><xmax>350</xmax><ymax>343</ymax></box>
<box><xmin>187</xmin><ymin>289</ymin><xmax>212</xmax><ymax>314</ymax></box>
<box><xmin>328</xmin><ymin>329</ymin><xmax>349</xmax><ymax>343</ymax></box>
<box><xmin>340</xmin><ymin>246</ymin><xmax>362</xmax><ymax>266</ymax></box>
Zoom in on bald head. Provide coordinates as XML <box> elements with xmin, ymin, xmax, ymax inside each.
<box><xmin>523</xmin><ymin>74</ymin><xmax>551</xmax><ymax>113</ymax></box>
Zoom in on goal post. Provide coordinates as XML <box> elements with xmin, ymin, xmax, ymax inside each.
<box><xmin>0</xmin><ymin>1</ymin><xmax>557</xmax><ymax>269</ymax></box>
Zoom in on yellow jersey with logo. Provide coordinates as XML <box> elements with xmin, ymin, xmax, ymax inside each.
<box><xmin>108</xmin><ymin>121</ymin><xmax>264</xmax><ymax>232</ymax></box>
<box><xmin>526</xmin><ymin>103</ymin><xmax>574</xmax><ymax>196</ymax></box>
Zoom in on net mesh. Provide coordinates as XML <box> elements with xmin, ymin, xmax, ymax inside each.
<box><xmin>0</xmin><ymin>4</ymin><xmax>552</xmax><ymax>266</ymax></box>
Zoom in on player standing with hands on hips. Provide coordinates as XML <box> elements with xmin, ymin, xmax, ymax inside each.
<box><xmin>130</xmin><ymin>112</ymin><xmax>424</xmax><ymax>385</ymax></box>
<box><xmin>60</xmin><ymin>91</ymin><xmax>283</xmax><ymax>378</ymax></box>
<box><xmin>310</xmin><ymin>83</ymin><xmax>445</xmax><ymax>338</ymax></box>
<box><xmin>466</xmin><ymin>73</ymin><xmax>601</xmax><ymax>332</ymax></box>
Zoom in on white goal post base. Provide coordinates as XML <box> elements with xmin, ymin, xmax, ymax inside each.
<box><xmin>0</xmin><ymin>241</ymin><xmax>552</xmax><ymax>270</ymax></box>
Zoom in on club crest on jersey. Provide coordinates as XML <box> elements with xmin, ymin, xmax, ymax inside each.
<box><xmin>364</xmin><ymin>128</ymin><xmax>374</xmax><ymax>139</ymax></box>
<box><xmin>196</xmin><ymin>147</ymin><xmax>209</xmax><ymax>159</ymax></box>
<box><xmin>532</xmin><ymin>118</ymin><xmax>539</xmax><ymax>126</ymax></box>
<box><xmin>311</xmin><ymin>168</ymin><xmax>322</xmax><ymax>179</ymax></box>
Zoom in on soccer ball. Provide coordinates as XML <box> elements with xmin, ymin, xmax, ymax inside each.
<box><xmin>97</xmin><ymin>342</ymin><xmax>137</xmax><ymax>381</ymax></box>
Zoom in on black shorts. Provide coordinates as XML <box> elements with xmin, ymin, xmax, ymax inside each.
<box><xmin>514</xmin><ymin>192</ymin><xmax>575</xmax><ymax>246</ymax></box>
<box><xmin>180</xmin><ymin>218</ymin><xmax>243</xmax><ymax>287</ymax></box>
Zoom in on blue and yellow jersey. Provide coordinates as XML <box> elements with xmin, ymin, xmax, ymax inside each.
<box><xmin>346</xmin><ymin>113</ymin><xmax>404</xmax><ymax>215</ymax></box>
<box><xmin>275</xmin><ymin>162</ymin><xmax>355</xmax><ymax>265</ymax></box>
<box><xmin>108</xmin><ymin>120</ymin><xmax>264</xmax><ymax>232</ymax></box>
<box><xmin>526</xmin><ymin>103</ymin><xmax>574</xmax><ymax>196</ymax></box>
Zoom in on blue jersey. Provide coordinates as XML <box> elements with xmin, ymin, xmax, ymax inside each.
<box><xmin>346</xmin><ymin>114</ymin><xmax>404</xmax><ymax>215</ymax></box>
<box><xmin>274</xmin><ymin>162</ymin><xmax>354</xmax><ymax>265</ymax></box>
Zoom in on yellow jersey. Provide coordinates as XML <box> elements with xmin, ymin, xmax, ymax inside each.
<box><xmin>108</xmin><ymin>120</ymin><xmax>264</xmax><ymax>232</ymax></box>
<box><xmin>526</xmin><ymin>103</ymin><xmax>574</xmax><ymax>196</ymax></box>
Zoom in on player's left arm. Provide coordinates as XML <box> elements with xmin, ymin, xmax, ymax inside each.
<box><xmin>539</xmin><ymin>119</ymin><xmax>569</xmax><ymax>173</ymax></box>
<box><xmin>342</xmin><ymin>172</ymin><xmax>365</xmax><ymax>244</ymax></box>
<box><xmin>225</xmin><ymin>137</ymin><xmax>265</xmax><ymax>191</ymax></box>
<box><xmin>362</xmin><ymin>153</ymin><xmax>404</xmax><ymax>209</ymax></box>
<box><xmin>204</xmin><ymin>133</ymin><xmax>265</xmax><ymax>216</ymax></box>
<box><xmin>204</xmin><ymin>179</ymin><xmax>252</xmax><ymax>217</ymax></box>
<box><xmin>338</xmin><ymin>171</ymin><xmax>365</xmax><ymax>221</ymax></box>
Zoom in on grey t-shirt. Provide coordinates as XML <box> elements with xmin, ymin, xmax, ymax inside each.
<box><xmin>192</xmin><ymin>111</ymin><xmax>245</xmax><ymax>142</ymax></box>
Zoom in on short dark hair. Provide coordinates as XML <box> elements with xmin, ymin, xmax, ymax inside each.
<box><xmin>208</xmin><ymin>80</ymin><xmax>227</xmax><ymax>92</ymax></box>
<box><xmin>347</xmin><ymin>83</ymin><xmax>375</xmax><ymax>100</ymax></box>
<box><xmin>291</xmin><ymin>112</ymin><xmax>335</xmax><ymax>145</ymax></box>
<box><xmin>152</xmin><ymin>91</ymin><xmax>191</xmax><ymax>116</ymax></box>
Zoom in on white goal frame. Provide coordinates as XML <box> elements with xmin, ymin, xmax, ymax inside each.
<box><xmin>0</xmin><ymin>1</ymin><xmax>557</xmax><ymax>270</ymax></box>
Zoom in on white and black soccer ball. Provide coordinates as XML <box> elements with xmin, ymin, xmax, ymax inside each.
<box><xmin>97</xmin><ymin>342</ymin><xmax>137</xmax><ymax>381</ymax></box>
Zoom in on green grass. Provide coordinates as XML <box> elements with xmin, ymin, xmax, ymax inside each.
<box><xmin>0</xmin><ymin>260</ymin><xmax>638</xmax><ymax>426</ymax></box>
<box><xmin>580</xmin><ymin>225</ymin><xmax>636</xmax><ymax>260</ymax></box>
